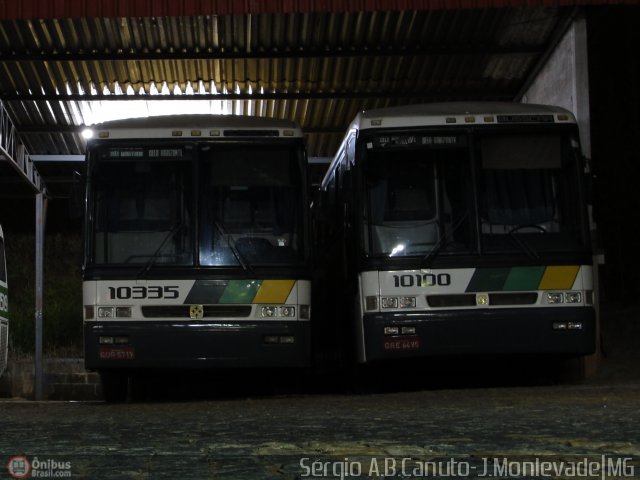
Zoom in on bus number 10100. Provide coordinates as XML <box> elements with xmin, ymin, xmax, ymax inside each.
<box><xmin>393</xmin><ymin>273</ymin><xmax>451</xmax><ymax>288</ymax></box>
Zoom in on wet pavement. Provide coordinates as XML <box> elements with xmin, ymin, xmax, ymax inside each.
<box><xmin>1</xmin><ymin>360</ymin><xmax>639</xmax><ymax>479</ymax></box>
<box><xmin>2</xmin><ymin>305</ymin><xmax>639</xmax><ymax>479</ymax></box>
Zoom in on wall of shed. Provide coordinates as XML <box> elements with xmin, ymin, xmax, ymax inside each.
<box><xmin>520</xmin><ymin>16</ymin><xmax>591</xmax><ymax>158</ymax></box>
<box><xmin>522</xmin><ymin>6</ymin><xmax>640</xmax><ymax>305</ymax></box>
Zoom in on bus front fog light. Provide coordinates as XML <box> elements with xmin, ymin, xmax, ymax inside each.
<box><xmin>99</xmin><ymin>336</ymin><xmax>114</xmax><ymax>344</ymax></box>
<box><xmin>280</xmin><ymin>336</ymin><xmax>295</xmax><ymax>344</ymax></box>
<box><xmin>381</xmin><ymin>297</ymin><xmax>398</xmax><ymax>309</ymax></box>
<box><xmin>399</xmin><ymin>297</ymin><xmax>416</xmax><ymax>308</ymax></box>
<box><xmin>97</xmin><ymin>306</ymin><xmax>115</xmax><ymax>318</ymax></box>
<box><xmin>565</xmin><ymin>292</ymin><xmax>582</xmax><ymax>303</ymax></box>
<box><xmin>384</xmin><ymin>326</ymin><xmax>399</xmax><ymax>336</ymax></box>
<box><xmin>568</xmin><ymin>322</ymin><xmax>583</xmax><ymax>330</ymax></box>
<box><xmin>264</xmin><ymin>335</ymin><xmax>279</xmax><ymax>344</ymax></box>
<box><xmin>401</xmin><ymin>326</ymin><xmax>416</xmax><ymax>335</ymax></box>
<box><xmin>114</xmin><ymin>336</ymin><xmax>129</xmax><ymax>344</ymax></box>
<box><xmin>546</xmin><ymin>292</ymin><xmax>564</xmax><ymax>304</ymax></box>
<box><xmin>261</xmin><ymin>306</ymin><xmax>276</xmax><ymax>317</ymax></box>
<box><xmin>553</xmin><ymin>322</ymin><xmax>568</xmax><ymax>330</ymax></box>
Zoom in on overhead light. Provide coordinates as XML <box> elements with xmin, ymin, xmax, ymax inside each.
<box><xmin>81</xmin><ymin>128</ymin><xmax>94</xmax><ymax>139</ymax></box>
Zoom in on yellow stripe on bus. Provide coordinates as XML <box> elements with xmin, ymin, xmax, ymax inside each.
<box><xmin>538</xmin><ymin>266</ymin><xmax>579</xmax><ymax>290</ymax></box>
<box><xmin>253</xmin><ymin>280</ymin><xmax>296</xmax><ymax>304</ymax></box>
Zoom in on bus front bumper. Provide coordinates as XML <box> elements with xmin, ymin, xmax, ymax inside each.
<box><xmin>363</xmin><ymin>307</ymin><xmax>596</xmax><ymax>362</ymax></box>
<box><xmin>85</xmin><ymin>320</ymin><xmax>311</xmax><ymax>370</ymax></box>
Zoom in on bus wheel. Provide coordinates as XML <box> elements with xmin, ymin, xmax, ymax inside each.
<box><xmin>99</xmin><ymin>370</ymin><xmax>129</xmax><ymax>403</ymax></box>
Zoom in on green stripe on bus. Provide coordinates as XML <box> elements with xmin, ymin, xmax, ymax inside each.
<box><xmin>503</xmin><ymin>266</ymin><xmax>546</xmax><ymax>291</ymax></box>
<box><xmin>184</xmin><ymin>280</ymin><xmax>227</xmax><ymax>304</ymax></box>
<box><xmin>218</xmin><ymin>280</ymin><xmax>262</xmax><ymax>304</ymax></box>
<box><xmin>466</xmin><ymin>268</ymin><xmax>511</xmax><ymax>292</ymax></box>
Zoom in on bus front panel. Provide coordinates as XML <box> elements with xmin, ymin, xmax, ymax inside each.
<box><xmin>84</xmin><ymin>278</ymin><xmax>311</xmax><ymax>369</ymax></box>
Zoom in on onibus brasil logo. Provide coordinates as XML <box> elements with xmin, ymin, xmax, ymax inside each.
<box><xmin>6</xmin><ymin>456</ymin><xmax>30</xmax><ymax>479</ymax></box>
<box><xmin>7</xmin><ymin>455</ymin><xmax>72</xmax><ymax>478</ymax></box>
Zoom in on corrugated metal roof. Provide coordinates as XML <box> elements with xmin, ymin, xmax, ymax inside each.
<box><xmin>0</xmin><ymin>3</ymin><xmax>615</xmax><ymax>196</ymax></box>
<box><xmin>0</xmin><ymin>0</ymin><xmax>635</xmax><ymax>18</ymax></box>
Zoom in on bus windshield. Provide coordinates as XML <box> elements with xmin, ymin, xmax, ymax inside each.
<box><xmin>363</xmin><ymin>138</ymin><xmax>472</xmax><ymax>257</ymax></box>
<box><xmin>199</xmin><ymin>144</ymin><xmax>304</xmax><ymax>266</ymax></box>
<box><xmin>477</xmin><ymin>133</ymin><xmax>587</xmax><ymax>254</ymax></box>
<box><xmin>362</xmin><ymin>131</ymin><xmax>587</xmax><ymax>258</ymax></box>
<box><xmin>91</xmin><ymin>146</ymin><xmax>194</xmax><ymax>266</ymax></box>
<box><xmin>89</xmin><ymin>143</ymin><xmax>305</xmax><ymax>268</ymax></box>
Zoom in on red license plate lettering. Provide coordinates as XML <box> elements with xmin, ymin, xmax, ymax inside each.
<box><xmin>383</xmin><ymin>337</ymin><xmax>421</xmax><ymax>351</ymax></box>
<box><xmin>99</xmin><ymin>346</ymin><xmax>135</xmax><ymax>360</ymax></box>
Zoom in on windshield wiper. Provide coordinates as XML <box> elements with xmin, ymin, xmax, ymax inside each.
<box><xmin>139</xmin><ymin>220</ymin><xmax>184</xmax><ymax>276</ymax></box>
<box><xmin>213</xmin><ymin>219</ymin><xmax>252</xmax><ymax>273</ymax></box>
<box><xmin>421</xmin><ymin>211</ymin><xmax>469</xmax><ymax>269</ymax></box>
<box><xmin>507</xmin><ymin>225</ymin><xmax>542</xmax><ymax>260</ymax></box>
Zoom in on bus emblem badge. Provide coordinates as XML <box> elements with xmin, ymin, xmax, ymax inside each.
<box><xmin>189</xmin><ymin>305</ymin><xmax>204</xmax><ymax>319</ymax></box>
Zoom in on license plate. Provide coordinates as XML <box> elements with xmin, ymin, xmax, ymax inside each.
<box><xmin>383</xmin><ymin>336</ymin><xmax>421</xmax><ymax>351</ymax></box>
<box><xmin>98</xmin><ymin>346</ymin><xmax>135</xmax><ymax>361</ymax></box>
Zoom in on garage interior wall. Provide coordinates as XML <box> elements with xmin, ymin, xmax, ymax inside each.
<box><xmin>587</xmin><ymin>6</ymin><xmax>640</xmax><ymax>304</ymax></box>
<box><xmin>520</xmin><ymin>15</ymin><xmax>592</xmax><ymax>158</ymax></box>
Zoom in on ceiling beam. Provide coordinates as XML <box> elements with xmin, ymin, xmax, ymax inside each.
<box><xmin>0</xmin><ymin>45</ymin><xmax>543</xmax><ymax>62</ymax></box>
<box><xmin>515</xmin><ymin>7</ymin><xmax>580</xmax><ymax>101</ymax></box>
<box><xmin>3</xmin><ymin>89</ymin><xmax>515</xmax><ymax>102</ymax></box>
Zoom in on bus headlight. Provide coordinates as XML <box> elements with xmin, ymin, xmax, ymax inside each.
<box><xmin>545</xmin><ymin>292</ymin><xmax>583</xmax><ymax>304</ymax></box>
<box><xmin>381</xmin><ymin>297</ymin><xmax>398</xmax><ymax>309</ymax></box>
<box><xmin>381</xmin><ymin>297</ymin><xmax>417</xmax><ymax>309</ymax></box>
<box><xmin>260</xmin><ymin>305</ymin><xmax>296</xmax><ymax>318</ymax></box>
<box><xmin>399</xmin><ymin>297</ymin><xmax>416</xmax><ymax>308</ymax></box>
<box><xmin>279</xmin><ymin>306</ymin><xmax>295</xmax><ymax>317</ymax></box>
<box><xmin>565</xmin><ymin>292</ymin><xmax>582</xmax><ymax>303</ymax></box>
<box><xmin>97</xmin><ymin>306</ymin><xmax>115</xmax><ymax>318</ymax></box>
<box><xmin>97</xmin><ymin>306</ymin><xmax>131</xmax><ymax>318</ymax></box>
<box><xmin>545</xmin><ymin>292</ymin><xmax>564</xmax><ymax>304</ymax></box>
<box><xmin>115</xmin><ymin>307</ymin><xmax>132</xmax><ymax>318</ymax></box>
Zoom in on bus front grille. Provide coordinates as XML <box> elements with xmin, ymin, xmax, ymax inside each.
<box><xmin>141</xmin><ymin>305</ymin><xmax>252</xmax><ymax>318</ymax></box>
<box><xmin>426</xmin><ymin>292</ymin><xmax>538</xmax><ymax>308</ymax></box>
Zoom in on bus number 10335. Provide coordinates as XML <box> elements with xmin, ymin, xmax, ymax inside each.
<box><xmin>393</xmin><ymin>273</ymin><xmax>451</xmax><ymax>288</ymax></box>
<box><xmin>107</xmin><ymin>286</ymin><xmax>179</xmax><ymax>300</ymax></box>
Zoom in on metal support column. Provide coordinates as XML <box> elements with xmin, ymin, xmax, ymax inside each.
<box><xmin>34</xmin><ymin>193</ymin><xmax>47</xmax><ymax>400</ymax></box>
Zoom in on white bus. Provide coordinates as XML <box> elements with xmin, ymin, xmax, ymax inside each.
<box><xmin>82</xmin><ymin>115</ymin><xmax>312</xmax><ymax>401</ymax></box>
<box><xmin>315</xmin><ymin>102</ymin><xmax>595</xmax><ymax>365</ymax></box>
<box><xmin>0</xmin><ymin>224</ymin><xmax>8</xmax><ymax>377</ymax></box>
